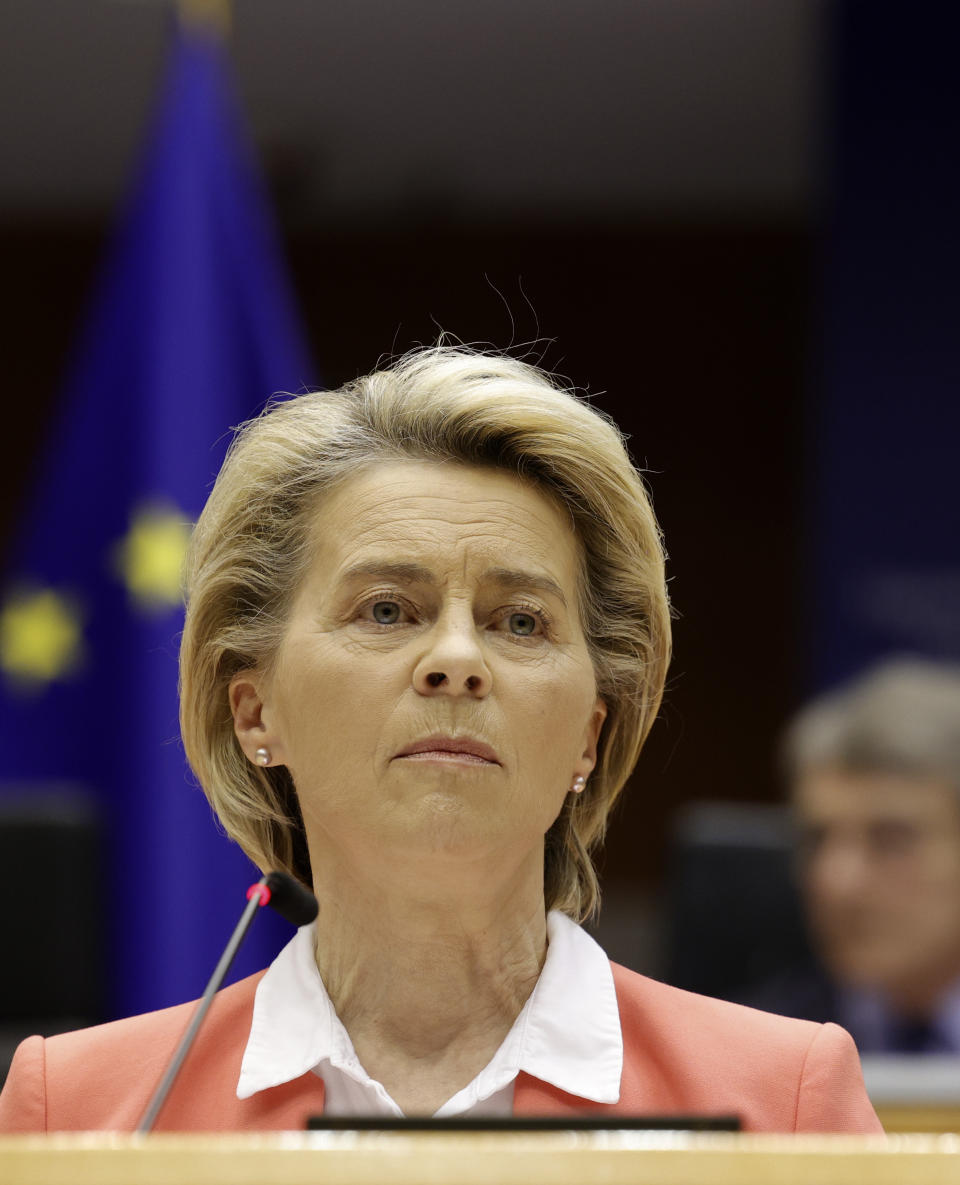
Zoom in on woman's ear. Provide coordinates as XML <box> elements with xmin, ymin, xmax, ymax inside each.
<box><xmin>577</xmin><ymin>697</ymin><xmax>608</xmax><ymax>778</ymax></box>
<box><xmin>229</xmin><ymin>670</ymin><xmax>284</xmax><ymax>766</ymax></box>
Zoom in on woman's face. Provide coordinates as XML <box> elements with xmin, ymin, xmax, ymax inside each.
<box><xmin>232</xmin><ymin>460</ymin><xmax>606</xmax><ymax>886</ymax></box>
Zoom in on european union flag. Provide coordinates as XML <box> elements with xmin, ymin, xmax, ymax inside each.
<box><xmin>0</xmin><ymin>24</ymin><xmax>313</xmax><ymax>1019</ymax></box>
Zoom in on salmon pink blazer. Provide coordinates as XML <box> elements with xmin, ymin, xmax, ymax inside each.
<box><xmin>0</xmin><ymin>962</ymin><xmax>882</xmax><ymax>1133</ymax></box>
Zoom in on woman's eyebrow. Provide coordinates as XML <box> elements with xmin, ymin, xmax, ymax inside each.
<box><xmin>483</xmin><ymin>567</ymin><xmax>568</xmax><ymax>609</ymax></box>
<box><xmin>337</xmin><ymin>561</ymin><xmax>568</xmax><ymax>608</ymax></box>
<box><xmin>339</xmin><ymin>560</ymin><xmax>435</xmax><ymax>586</ymax></box>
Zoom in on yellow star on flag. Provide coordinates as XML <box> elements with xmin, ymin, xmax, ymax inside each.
<box><xmin>0</xmin><ymin>587</ymin><xmax>84</xmax><ymax>688</ymax></box>
<box><xmin>114</xmin><ymin>503</ymin><xmax>193</xmax><ymax>612</ymax></box>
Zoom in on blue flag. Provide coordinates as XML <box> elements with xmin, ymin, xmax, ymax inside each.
<box><xmin>0</xmin><ymin>25</ymin><xmax>313</xmax><ymax>1019</ymax></box>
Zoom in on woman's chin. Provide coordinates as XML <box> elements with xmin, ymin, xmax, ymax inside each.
<box><xmin>413</xmin><ymin>791</ymin><xmax>491</xmax><ymax>842</ymax></box>
<box><xmin>388</xmin><ymin>765</ymin><xmax>504</xmax><ymax>815</ymax></box>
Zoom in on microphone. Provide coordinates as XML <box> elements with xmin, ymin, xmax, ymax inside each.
<box><xmin>136</xmin><ymin>870</ymin><xmax>318</xmax><ymax>1133</ymax></box>
<box><xmin>261</xmin><ymin>869</ymin><xmax>319</xmax><ymax>928</ymax></box>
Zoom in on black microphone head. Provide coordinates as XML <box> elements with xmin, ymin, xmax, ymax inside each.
<box><xmin>264</xmin><ymin>870</ymin><xmax>319</xmax><ymax>927</ymax></box>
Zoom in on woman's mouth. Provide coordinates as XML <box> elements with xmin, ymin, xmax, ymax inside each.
<box><xmin>393</xmin><ymin>735</ymin><xmax>501</xmax><ymax>765</ymax></box>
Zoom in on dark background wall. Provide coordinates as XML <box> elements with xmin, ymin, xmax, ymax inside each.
<box><xmin>1</xmin><ymin>215</ymin><xmax>809</xmax><ymax>907</ymax></box>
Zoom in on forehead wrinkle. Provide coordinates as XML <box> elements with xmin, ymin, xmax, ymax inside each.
<box><xmin>333</xmin><ymin>505</ymin><xmax>547</xmax><ymax>556</ymax></box>
<box><xmin>349</xmin><ymin>479</ymin><xmax>563</xmax><ymax>528</ymax></box>
<box><xmin>310</xmin><ymin>463</ymin><xmax>583</xmax><ymax>605</ymax></box>
<box><xmin>334</xmin><ymin>512</ymin><xmax>567</xmax><ymax>572</ymax></box>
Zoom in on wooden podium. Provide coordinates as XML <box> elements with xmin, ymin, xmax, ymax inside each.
<box><xmin>2</xmin><ymin>1130</ymin><xmax>959</xmax><ymax>1185</ymax></box>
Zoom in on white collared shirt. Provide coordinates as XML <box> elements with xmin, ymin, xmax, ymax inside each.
<box><xmin>237</xmin><ymin>910</ymin><xmax>622</xmax><ymax>1116</ymax></box>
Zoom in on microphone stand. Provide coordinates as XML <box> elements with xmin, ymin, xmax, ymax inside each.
<box><xmin>137</xmin><ymin>875</ymin><xmax>281</xmax><ymax>1133</ymax></box>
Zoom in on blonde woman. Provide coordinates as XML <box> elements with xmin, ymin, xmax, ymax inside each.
<box><xmin>0</xmin><ymin>349</ymin><xmax>881</xmax><ymax>1132</ymax></box>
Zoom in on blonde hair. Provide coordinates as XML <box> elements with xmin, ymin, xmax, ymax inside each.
<box><xmin>180</xmin><ymin>347</ymin><xmax>671</xmax><ymax>920</ymax></box>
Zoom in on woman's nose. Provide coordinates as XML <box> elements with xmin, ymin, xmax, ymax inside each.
<box><xmin>412</xmin><ymin>615</ymin><xmax>492</xmax><ymax>698</ymax></box>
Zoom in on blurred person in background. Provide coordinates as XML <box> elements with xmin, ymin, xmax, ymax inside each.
<box><xmin>773</xmin><ymin>660</ymin><xmax>960</xmax><ymax>1054</ymax></box>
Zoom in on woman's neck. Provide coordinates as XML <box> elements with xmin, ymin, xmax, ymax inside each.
<box><xmin>310</xmin><ymin>851</ymin><xmax>548</xmax><ymax>1112</ymax></box>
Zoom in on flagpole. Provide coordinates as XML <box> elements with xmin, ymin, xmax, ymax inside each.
<box><xmin>176</xmin><ymin>0</ymin><xmax>231</xmax><ymax>35</ymax></box>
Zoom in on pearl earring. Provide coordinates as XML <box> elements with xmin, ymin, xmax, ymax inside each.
<box><xmin>572</xmin><ymin>775</ymin><xmax>586</xmax><ymax>793</ymax></box>
<box><xmin>255</xmin><ymin>747</ymin><xmax>271</xmax><ymax>767</ymax></box>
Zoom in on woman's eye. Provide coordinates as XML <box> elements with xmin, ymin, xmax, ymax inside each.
<box><xmin>506</xmin><ymin>611</ymin><xmax>539</xmax><ymax>636</ymax></box>
<box><xmin>370</xmin><ymin>600</ymin><xmax>403</xmax><ymax>624</ymax></box>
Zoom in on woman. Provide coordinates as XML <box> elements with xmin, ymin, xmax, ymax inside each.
<box><xmin>0</xmin><ymin>348</ymin><xmax>881</xmax><ymax>1132</ymax></box>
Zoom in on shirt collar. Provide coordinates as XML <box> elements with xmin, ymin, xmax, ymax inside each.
<box><xmin>519</xmin><ymin>910</ymin><xmax>622</xmax><ymax>1101</ymax></box>
<box><xmin>237</xmin><ymin>909</ymin><xmax>622</xmax><ymax>1104</ymax></box>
